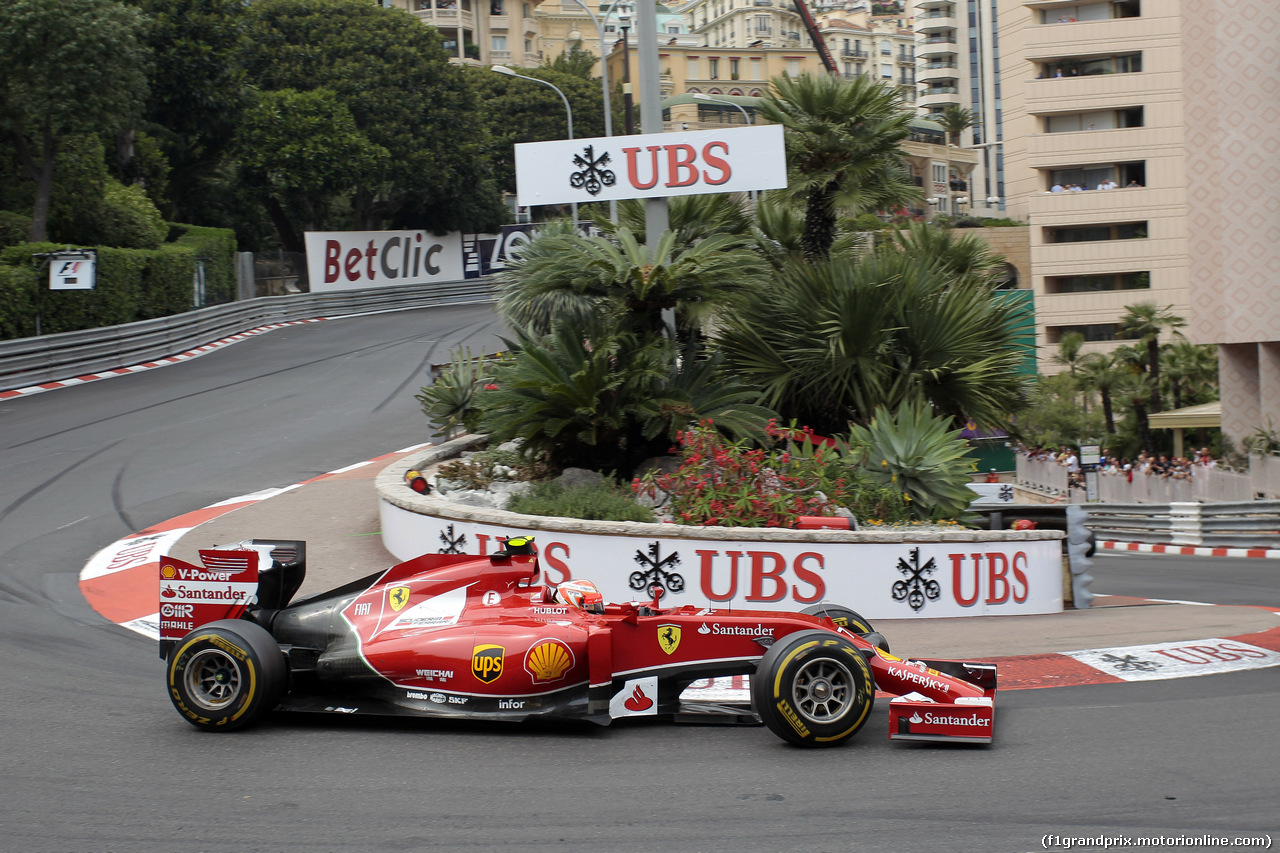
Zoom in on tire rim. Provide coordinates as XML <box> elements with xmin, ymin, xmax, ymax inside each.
<box><xmin>185</xmin><ymin>648</ymin><xmax>243</xmax><ymax>711</ymax></box>
<box><xmin>792</xmin><ymin>657</ymin><xmax>854</xmax><ymax>724</ymax></box>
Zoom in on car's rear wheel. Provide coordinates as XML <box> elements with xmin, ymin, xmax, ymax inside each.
<box><xmin>166</xmin><ymin>619</ymin><xmax>286</xmax><ymax>732</ymax></box>
<box><xmin>752</xmin><ymin>630</ymin><xmax>875</xmax><ymax>748</ymax></box>
<box><xmin>801</xmin><ymin>603</ymin><xmax>890</xmax><ymax>653</ymax></box>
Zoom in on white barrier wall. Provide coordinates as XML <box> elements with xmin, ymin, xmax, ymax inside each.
<box><xmin>380</xmin><ymin>501</ymin><xmax>1063</xmax><ymax>620</ymax></box>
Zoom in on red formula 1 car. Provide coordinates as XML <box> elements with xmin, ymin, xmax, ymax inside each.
<box><xmin>159</xmin><ymin>537</ymin><xmax>997</xmax><ymax>746</ymax></box>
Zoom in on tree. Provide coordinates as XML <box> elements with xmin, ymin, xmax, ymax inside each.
<box><xmin>493</xmin><ymin>226</ymin><xmax>768</xmax><ymax>343</ymax></box>
<box><xmin>757</xmin><ymin>73</ymin><xmax>919</xmax><ymax>262</ymax></box>
<box><xmin>238</xmin><ymin>0</ymin><xmax>506</xmax><ymax>242</ymax></box>
<box><xmin>1077</xmin><ymin>351</ymin><xmax>1121</xmax><ymax>435</ymax></box>
<box><xmin>0</xmin><ymin>0</ymin><xmax>149</xmax><ymax>241</ymax></box>
<box><xmin>1119</xmin><ymin>301</ymin><xmax>1186</xmax><ymax>414</ymax></box>
<box><xmin>1052</xmin><ymin>332</ymin><xmax>1087</xmax><ymax>377</ymax></box>
<box><xmin>716</xmin><ymin>251</ymin><xmax>1031</xmax><ymax>435</ymax></box>
<box><xmin>887</xmin><ymin>221</ymin><xmax>1004</xmax><ymax>284</ymax></box>
<box><xmin>235</xmin><ymin>89</ymin><xmax>390</xmax><ymax>253</ymax></box>
<box><xmin>468</xmin><ymin>64</ymin><xmax>609</xmax><ymax>197</ymax></box>
<box><xmin>544</xmin><ymin>40</ymin><xmax>599</xmax><ymax>79</ymax></box>
<box><xmin>936</xmin><ymin>105</ymin><xmax>976</xmax><ymax>147</ymax></box>
<box><xmin>132</xmin><ymin>0</ymin><xmax>250</xmax><ymax>223</ymax></box>
<box><xmin>1161</xmin><ymin>341</ymin><xmax>1218</xmax><ymax>410</ymax></box>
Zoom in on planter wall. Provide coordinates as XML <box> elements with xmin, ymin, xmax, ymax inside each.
<box><xmin>377</xmin><ymin>437</ymin><xmax>1066</xmax><ymax>620</ymax></box>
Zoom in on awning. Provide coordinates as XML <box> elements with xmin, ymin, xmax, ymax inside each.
<box><xmin>1148</xmin><ymin>401</ymin><xmax>1221</xmax><ymax>430</ymax></box>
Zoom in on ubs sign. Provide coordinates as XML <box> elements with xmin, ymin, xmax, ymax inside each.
<box><xmin>515</xmin><ymin>126</ymin><xmax>788</xmax><ymax>206</ymax></box>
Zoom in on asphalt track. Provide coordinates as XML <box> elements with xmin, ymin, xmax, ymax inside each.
<box><xmin>1</xmin><ymin>304</ymin><xmax>1277</xmax><ymax>853</ymax></box>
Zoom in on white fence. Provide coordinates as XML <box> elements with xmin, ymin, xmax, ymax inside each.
<box><xmin>1015</xmin><ymin>456</ymin><xmax>1072</xmax><ymax>498</ymax></box>
<box><xmin>1018</xmin><ymin>455</ymin><xmax>1268</xmax><ymax>504</ymax></box>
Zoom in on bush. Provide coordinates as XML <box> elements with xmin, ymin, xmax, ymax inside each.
<box><xmin>635</xmin><ymin>420</ymin><xmax>909</xmax><ymax>527</ymax></box>
<box><xmin>436</xmin><ymin>446</ymin><xmax>552</xmax><ymax>490</ymax></box>
<box><xmin>507</xmin><ymin>480</ymin><xmax>657</xmax><ymax>523</ymax></box>
<box><xmin>0</xmin><ymin>211</ymin><xmax>32</xmax><ymax>250</ymax></box>
<box><xmin>100</xmin><ymin>182</ymin><xmax>166</xmax><ymax>249</ymax></box>
<box><xmin>0</xmin><ymin>264</ymin><xmax>38</xmax><ymax>339</ymax></box>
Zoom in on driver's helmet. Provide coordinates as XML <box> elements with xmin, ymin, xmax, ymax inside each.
<box><xmin>554</xmin><ymin>579</ymin><xmax>604</xmax><ymax>613</ymax></box>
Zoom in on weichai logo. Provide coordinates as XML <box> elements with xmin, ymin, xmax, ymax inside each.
<box><xmin>472</xmin><ymin>644</ymin><xmax>505</xmax><ymax>683</ymax></box>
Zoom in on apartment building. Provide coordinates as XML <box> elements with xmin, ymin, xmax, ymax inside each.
<box><xmin>388</xmin><ymin>0</ymin><xmax>545</xmax><ymax>67</ymax></box>
<box><xmin>998</xmin><ymin>0</ymin><xmax>1279</xmax><ymax>446</ymax></box>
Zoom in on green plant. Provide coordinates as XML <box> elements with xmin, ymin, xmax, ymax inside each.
<box><xmin>846</xmin><ymin>400</ymin><xmax>980</xmax><ymax>521</ymax></box>
<box><xmin>415</xmin><ymin>348</ymin><xmax>497</xmax><ymax>439</ymax></box>
<box><xmin>1242</xmin><ymin>421</ymin><xmax>1280</xmax><ymax>456</ymax></box>
<box><xmin>435</xmin><ymin>447</ymin><xmax>553</xmax><ymax>490</ymax></box>
<box><xmin>507</xmin><ymin>481</ymin><xmax>657</xmax><ymax>522</ymax></box>
<box><xmin>635</xmin><ymin>420</ymin><xmax>906</xmax><ymax>527</ymax></box>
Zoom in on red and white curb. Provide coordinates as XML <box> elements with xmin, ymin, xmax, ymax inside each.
<box><xmin>78</xmin><ymin>444</ymin><xmax>430</xmax><ymax>638</ymax></box>
<box><xmin>0</xmin><ymin>318</ymin><xmax>328</xmax><ymax>401</ymax></box>
<box><xmin>1100</xmin><ymin>540</ymin><xmax>1280</xmax><ymax>559</ymax></box>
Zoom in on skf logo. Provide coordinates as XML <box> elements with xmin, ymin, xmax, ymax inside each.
<box><xmin>388</xmin><ymin>586</ymin><xmax>411</xmax><ymax>612</ymax></box>
<box><xmin>472</xmin><ymin>644</ymin><xmax>505</xmax><ymax>683</ymax></box>
<box><xmin>657</xmin><ymin>624</ymin><xmax>682</xmax><ymax>655</ymax></box>
<box><xmin>524</xmin><ymin>639</ymin><xmax>574</xmax><ymax>683</ymax></box>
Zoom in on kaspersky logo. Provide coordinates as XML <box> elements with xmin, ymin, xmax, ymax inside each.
<box><xmin>472</xmin><ymin>644</ymin><xmax>505</xmax><ymax>683</ymax></box>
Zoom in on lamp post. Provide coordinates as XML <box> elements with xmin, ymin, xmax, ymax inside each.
<box><xmin>620</xmin><ymin>14</ymin><xmax>634</xmax><ymax>135</ymax></box>
<box><xmin>492</xmin><ymin>64</ymin><xmax>577</xmax><ymax>225</ymax></box>
<box><xmin>567</xmin><ymin>0</ymin><xmax>629</xmax><ymax>221</ymax></box>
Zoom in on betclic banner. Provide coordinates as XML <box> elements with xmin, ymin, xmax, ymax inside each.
<box><xmin>514</xmin><ymin>125</ymin><xmax>788</xmax><ymax>207</ymax></box>
<box><xmin>305</xmin><ymin>230</ymin><xmax>464</xmax><ymax>292</ymax></box>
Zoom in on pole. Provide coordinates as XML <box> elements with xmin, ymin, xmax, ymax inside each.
<box><xmin>621</xmin><ymin>22</ymin><xmax>634</xmax><ymax>135</ymax></box>
<box><xmin>635</xmin><ymin>0</ymin><xmax>671</xmax><ymax>334</ymax></box>
<box><xmin>568</xmin><ymin>0</ymin><xmax>623</xmax><ymax>221</ymax></box>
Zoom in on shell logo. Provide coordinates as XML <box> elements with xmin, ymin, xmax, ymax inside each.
<box><xmin>524</xmin><ymin>639</ymin><xmax>575</xmax><ymax>683</ymax></box>
<box><xmin>161</xmin><ymin>564</ymin><xmax>177</xmax><ymax>579</ymax></box>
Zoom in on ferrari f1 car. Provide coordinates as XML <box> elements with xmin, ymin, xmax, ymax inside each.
<box><xmin>159</xmin><ymin>537</ymin><xmax>997</xmax><ymax>746</ymax></box>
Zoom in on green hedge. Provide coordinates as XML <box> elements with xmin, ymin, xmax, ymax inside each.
<box><xmin>0</xmin><ymin>223</ymin><xmax>237</xmax><ymax>340</ymax></box>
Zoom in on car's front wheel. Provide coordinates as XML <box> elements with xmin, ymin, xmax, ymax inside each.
<box><xmin>752</xmin><ymin>630</ymin><xmax>875</xmax><ymax>748</ymax></box>
<box><xmin>801</xmin><ymin>603</ymin><xmax>890</xmax><ymax>653</ymax></box>
<box><xmin>166</xmin><ymin>619</ymin><xmax>286</xmax><ymax>732</ymax></box>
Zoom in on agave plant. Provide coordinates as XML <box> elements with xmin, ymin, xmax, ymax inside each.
<box><xmin>415</xmin><ymin>347</ymin><xmax>495</xmax><ymax>440</ymax></box>
<box><xmin>846</xmin><ymin>400</ymin><xmax>979</xmax><ymax>520</ymax></box>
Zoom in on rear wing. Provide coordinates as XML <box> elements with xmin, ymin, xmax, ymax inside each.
<box><xmin>158</xmin><ymin>540</ymin><xmax>306</xmax><ymax>660</ymax></box>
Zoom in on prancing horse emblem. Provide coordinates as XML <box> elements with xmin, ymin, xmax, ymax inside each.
<box><xmin>388</xmin><ymin>586</ymin><xmax>411</xmax><ymax>612</ymax></box>
<box><xmin>657</xmin><ymin>624</ymin><xmax>682</xmax><ymax>655</ymax></box>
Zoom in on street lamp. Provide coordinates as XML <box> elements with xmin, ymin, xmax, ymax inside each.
<box><xmin>619</xmin><ymin>14</ymin><xmax>634</xmax><ymax>135</ymax></box>
<box><xmin>492</xmin><ymin>64</ymin><xmax>577</xmax><ymax>225</ymax></box>
<box><xmin>566</xmin><ymin>0</ymin><xmax>629</xmax><ymax>221</ymax></box>
<box><xmin>692</xmin><ymin>92</ymin><xmax>753</xmax><ymax>126</ymax></box>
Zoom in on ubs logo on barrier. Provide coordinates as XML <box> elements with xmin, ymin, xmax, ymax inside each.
<box><xmin>892</xmin><ymin>547</ymin><xmax>941</xmax><ymax>612</ymax></box>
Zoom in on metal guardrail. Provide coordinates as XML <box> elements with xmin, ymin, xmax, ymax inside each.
<box><xmin>0</xmin><ymin>279</ymin><xmax>494</xmax><ymax>392</ymax></box>
<box><xmin>1083</xmin><ymin>501</ymin><xmax>1280</xmax><ymax>550</ymax></box>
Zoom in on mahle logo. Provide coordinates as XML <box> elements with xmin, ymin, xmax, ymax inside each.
<box><xmin>472</xmin><ymin>644</ymin><xmax>505</xmax><ymax>683</ymax></box>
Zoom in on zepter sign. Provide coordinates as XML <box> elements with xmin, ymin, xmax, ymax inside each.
<box><xmin>514</xmin><ymin>126</ymin><xmax>787</xmax><ymax>207</ymax></box>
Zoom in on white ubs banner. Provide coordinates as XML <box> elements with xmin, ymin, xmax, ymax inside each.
<box><xmin>515</xmin><ymin>125</ymin><xmax>787</xmax><ymax>207</ymax></box>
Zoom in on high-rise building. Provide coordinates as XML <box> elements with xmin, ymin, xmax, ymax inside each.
<box><xmin>998</xmin><ymin>0</ymin><xmax>1280</xmax><ymax>448</ymax></box>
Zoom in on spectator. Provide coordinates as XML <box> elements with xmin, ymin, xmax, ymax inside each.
<box><xmin>1097</xmin><ymin>179</ymin><xmax>1118</xmax><ymax>190</ymax></box>
<box><xmin>1051</xmin><ymin>182</ymin><xmax>1065</xmax><ymax>193</ymax></box>
<box><xmin>1127</xmin><ymin>180</ymin><xmax>1143</xmax><ymax>187</ymax></box>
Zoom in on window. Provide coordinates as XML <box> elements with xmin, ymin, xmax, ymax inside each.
<box><xmin>1044</xmin><ymin>222</ymin><xmax>1148</xmax><ymax>243</ymax></box>
<box><xmin>880</xmin><ymin>39</ymin><xmax>891</xmax><ymax>55</ymax></box>
<box><xmin>1047</xmin><ymin>161</ymin><xmax>1145</xmax><ymax>190</ymax></box>
<box><xmin>490</xmin><ymin>0</ymin><xmax>504</xmax><ymax>12</ymax></box>
<box><xmin>708</xmin><ymin>57</ymin><xmax>720</xmax><ymax>79</ymax></box>
<box><xmin>1045</xmin><ymin>272</ymin><xmax>1150</xmax><ymax>294</ymax></box>
<box><xmin>688</xmin><ymin>56</ymin><xmax>700</xmax><ymax>77</ymax></box>
<box><xmin>749</xmin><ymin>57</ymin><xmax>761</xmax><ymax>78</ymax></box>
<box><xmin>491</xmin><ymin>35</ymin><xmax>507</xmax><ymax>50</ymax></box>
<box><xmin>1041</xmin><ymin>53</ymin><xmax>1141</xmax><ymax>78</ymax></box>
<box><xmin>729</xmin><ymin>58</ymin><xmax>740</xmax><ymax>77</ymax></box>
<box><xmin>1047</xmin><ymin>324</ymin><xmax>1136</xmax><ymax>343</ymax></box>
<box><xmin>1039</xmin><ymin>1</ymin><xmax>1138</xmax><ymax>23</ymax></box>
<box><xmin>755</xmin><ymin>15</ymin><xmax>771</xmax><ymax>33</ymax></box>
<box><xmin>522</xmin><ymin>2</ymin><xmax>529</xmax><ymax>17</ymax></box>
<box><xmin>1044</xmin><ymin>107</ymin><xmax>1143</xmax><ymax>133</ymax></box>
<box><xmin>932</xmin><ymin>163</ymin><xmax>947</xmax><ymax>183</ymax></box>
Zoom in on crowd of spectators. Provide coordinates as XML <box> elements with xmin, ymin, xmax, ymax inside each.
<box><xmin>1017</xmin><ymin>443</ymin><xmax>1219</xmax><ymax>489</ymax></box>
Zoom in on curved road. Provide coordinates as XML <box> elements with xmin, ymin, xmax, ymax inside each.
<box><xmin>1</xmin><ymin>305</ymin><xmax>1276</xmax><ymax>853</ymax></box>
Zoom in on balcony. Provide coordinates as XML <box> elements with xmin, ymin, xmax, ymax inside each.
<box><xmin>920</xmin><ymin>85</ymin><xmax>959</xmax><ymax>96</ymax></box>
<box><xmin>918</xmin><ymin>64</ymin><xmax>957</xmax><ymax>82</ymax></box>
<box><xmin>918</xmin><ymin>38</ymin><xmax>958</xmax><ymax>58</ymax></box>
<box><xmin>842</xmin><ymin>48</ymin><xmax>869</xmax><ymax>58</ymax></box>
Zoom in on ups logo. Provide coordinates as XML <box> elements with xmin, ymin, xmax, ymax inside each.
<box><xmin>472</xmin><ymin>644</ymin><xmax>505</xmax><ymax>683</ymax></box>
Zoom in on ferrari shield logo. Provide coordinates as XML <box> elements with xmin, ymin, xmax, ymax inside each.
<box><xmin>657</xmin><ymin>624</ymin><xmax>681</xmax><ymax>655</ymax></box>
<box><xmin>388</xmin><ymin>586</ymin><xmax>411</xmax><ymax>612</ymax></box>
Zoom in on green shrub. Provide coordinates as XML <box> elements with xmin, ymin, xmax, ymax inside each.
<box><xmin>0</xmin><ymin>211</ymin><xmax>32</xmax><ymax>250</ymax></box>
<box><xmin>100</xmin><ymin>182</ymin><xmax>166</xmax><ymax>249</ymax></box>
<box><xmin>0</xmin><ymin>264</ymin><xmax>38</xmax><ymax>339</ymax></box>
<box><xmin>170</xmin><ymin>224</ymin><xmax>237</xmax><ymax>305</ymax></box>
<box><xmin>507</xmin><ymin>481</ymin><xmax>657</xmax><ymax>523</ymax></box>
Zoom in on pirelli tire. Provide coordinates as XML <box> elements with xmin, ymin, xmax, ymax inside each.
<box><xmin>752</xmin><ymin>630</ymin><xmax>875</xmax><ymax>748</ymax></box>
<box><xmin>801</xmin><ymin>603</ymin><xmax>890</xmax><ymax>653</ymax></box>
<box><xmin>166</xmin><ymin>619</ymin><xmax>287</xmax><ymax>732</ymax></box>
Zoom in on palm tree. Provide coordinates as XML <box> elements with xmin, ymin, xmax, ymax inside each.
<box><xmin>887</xmin><ymin>221</ymin><xmax>1005</xmax><ymax>284</ymax></box>
<box><xmin>714</xmin><ymin>251</ymin><xmax>1031</xmax><ymax>435</ymax></box>
<box><xmin>1078</xmin><ymin>351</ymin><xmax>1121</xmax><ymax>435</ymax></box>
<box><xmin>599</xmin><ymin>193</ymin><xmax>753</xmax><ymax>247</ymax></box>
<box><xmin>757</xmin><ymin>73</ymin><xmax>920</xmax><ymax>262</ymax></box>
<box><xmin>1111</xmin><ymin>343</ymin><xmax>1156</xmax><ymax>450</ymax></box>
<box><xmin>1118</xmin><ymin>302</ymin><xmax>1187</xmax><ymax>413</ymax></box>
<box><xmin>493</xmin><ymin>226</ymin><xmax>768</xmax><ymax>343</ymax></box>
<box><xmin>1161</xmin><ymin>341</ymin><xmax>1219</xmax><ymax>409</ymax></box>
<box><xmin>936</xmin><ymin>105</ymin><xmax>976</xmax><ymax>147</ymax></box>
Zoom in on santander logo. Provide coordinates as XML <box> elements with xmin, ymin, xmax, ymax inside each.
<box><xmin>623</xmin><ymin>684</ymin><xmax>653</xmax><ymax>712</ymax></box>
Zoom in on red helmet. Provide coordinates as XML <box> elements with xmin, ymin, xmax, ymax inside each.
<box><xmin>555</xmin><ymin>579</ymin><xmax>604</xmax><ymax>613</ymax></box>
